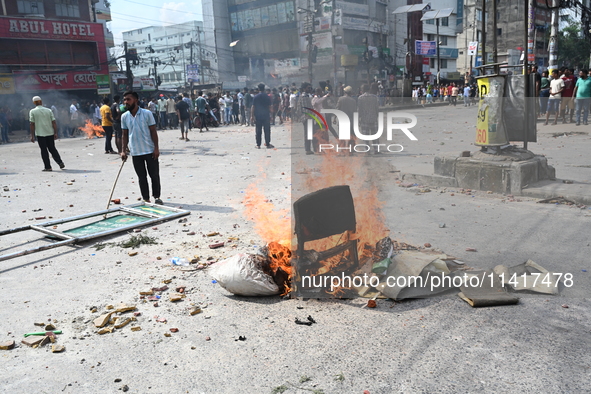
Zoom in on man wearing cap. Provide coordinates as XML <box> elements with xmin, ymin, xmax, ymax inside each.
<box><xmin>29</xmin><ymin>96</ymin><xmax>65</xmax><ymax>171</ymax></box>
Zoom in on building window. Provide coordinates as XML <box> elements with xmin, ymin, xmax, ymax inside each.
<box><xmin>430</xmin><ymin>59</ymin><xmax>448</xmax><ymax>69</ymax></box>
<box><xmin>497</xmin><ymin>28</ymin><xmax>502</xmax><ymax>36</ymax></box>
<box><xmin>441</xmin><ymin>17</ymin><xmax>448</xmax><ymax>26</ymax></box>
<box><xmin>17</xmin><ymin>0</ymin><xmax>44</xmax><ymax>14</ymax></box>
<box><xmin>55</xmin><ymin>0</ymin><xmax>80</xmax><ymax>18</ymax></box>
<box><xmin>476</xmin><ymin>10</ymin><xmax>488</xmax><ymax>22</ymax></box>
<box><xmin>425</xmin><ymin>19</ymin><xmax>434</xmax><ymax>25</ymax></box>
<box><xmin>427</xmin><ymin>35</ymin><xmax>447</xmax><ymax>45</ymax></box>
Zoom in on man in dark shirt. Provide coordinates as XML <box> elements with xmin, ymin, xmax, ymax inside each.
<box><xmin>110</xmin><ymin>95</ymin><xmax>123</xmax><ymax>153</ymax></box>
<box><xmin>175</xmin><ymin>95</ymin><xmax>191</xmax><ymax>141</ymax></box>
<box><xmin>250</xmin><ymin>83</ymin><xmax>273</xmax><ymax>149</ymax></box>
<box><xmin>244</xmin><ymin>89</ymin><xmax>254</xmax><ymax>126</ymax></box>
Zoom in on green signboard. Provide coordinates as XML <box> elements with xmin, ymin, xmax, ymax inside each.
<box><xmin>96</xmin><ymin>74</ymin><xmax>111</xmax><ymax>95</ymax></box>
<box><xmin>64</xmin><ymin>215</ymin><xmax>150</xmax><ymax>237</ymax></box>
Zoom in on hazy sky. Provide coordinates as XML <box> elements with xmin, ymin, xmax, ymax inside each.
<box><xmin>109</xmin><ymin>0</ymin><xmax>204</xmax><ymax>45</ymax></box>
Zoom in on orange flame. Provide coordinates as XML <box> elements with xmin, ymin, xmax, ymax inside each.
<box><xmin>79</xmin><ymin>119</ymin><xmax>104</xmax><ymax>139</ymax></box>
<box><xmin>242</xmin><ymin>128</ymin><xmax>390</xmax><ymax>295</ymax></box>
<box><xmin>267</xmin><ymin>241</ymin><xmax>292</xmax><ymax>295</ymax></box>
<box><xmin>242</xmin><ymin>183</ymin><xmax>291</xmax><ymax>248</ymax></box>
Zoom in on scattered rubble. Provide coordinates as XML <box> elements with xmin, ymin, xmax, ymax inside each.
<box><xmin>0</xmin><ymin>340</ymin><xmax>15</xmax><ymax>350</ymax></box>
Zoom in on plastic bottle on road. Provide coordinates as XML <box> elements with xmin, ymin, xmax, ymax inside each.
<box><xmin>170</xmin><ymin>257</ymin><xmax>190</xmax><ymax>266</ymax></box>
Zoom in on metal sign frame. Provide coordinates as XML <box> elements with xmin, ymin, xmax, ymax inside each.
<box><xmin>0</xmin><ymin>203</ymin><xmax>190</xmax><ymax>262</ymax></box>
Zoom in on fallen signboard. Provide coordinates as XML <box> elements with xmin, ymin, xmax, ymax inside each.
<box><xmin>0</xmin><ymin>202</ymin><xmax>190</xmax><ymax>262</ymax></box>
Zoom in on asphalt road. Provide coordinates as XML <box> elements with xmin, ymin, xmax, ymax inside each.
<box><xmin>1</xmin><ymin>106</ymin><xmax>590</xmax><ymax>393</ymax></box>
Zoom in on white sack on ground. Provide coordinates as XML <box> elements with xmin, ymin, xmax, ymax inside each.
<box><xmin>210</xmin><ymin>253</ymin><xmax>279</xmax><ymax>296</ymax></box>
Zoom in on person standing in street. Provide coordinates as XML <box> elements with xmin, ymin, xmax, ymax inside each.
<box><xmin>250</xmin><ymin>83</ymin><xmax>273</xmax><ymax>149</ymax></box>
<box><xmin>357</xmin><ymin>84</ymin><xmax>380</xmax><ymax>153</ymax></box>
<box><xmin>450</xmin><ymin>84</ymin><xmax>459</xmax><ymax>106</ymax></box>
<box><xmin>100</xmin><ymin>97</ymin><xmax>116</xmax><ymax>154</ymax></box>
<box><xmin>110</xmin><ymin>95</ymin><xmax>124</xmax><ymax>153</ymax></box>
<box><xmin>29</xmin><ymin>96</ymin><xmax>65</xmax><ymax>172</ymax></box>
<box><xmin>295</xmin><ymin>83</ymin><xmax>314</xmax><ymax>154</ymax></box>
<box><xmin>182</xmin><ymin>93</ymin><xmax>193</xmax><ymax>131</ymax></box>
<box><xmin>166</xmin><ymin>96</ymin><xmax>176</xmax><ymax>129</ymax></box>
<box><xmin>560</xmin><ymin>68</ymin><xmax>576</xmax><ymax>124</ymax></box>
<box><xmin>176</xmin><ymin>95</ymin><xmax>191</xmax><ymax>141</ymax></box>
<box><xmin>337</xmin><ymin>86</ymin><xmax>357</xmax><ymax>150</ymax></box>
<box><xmin>69</xmin><ymin>99</ymin><xmax>79</xmax><ymax>137</ymax></box>
<box><xmin>120</xmin><ymin>91</ymin><xmax>162</xmax><ymax>205</ymax></box>
<box><xmin>546</xmin><ymin>69</ymin><xmax>564</xmax><ymax>125</ymax></box>
<box><xmin>244</xmin><ymin>89</ymin><xmax>254</xmax><ymax>126</ymax></box>
<box><xmin>237</xmin><ymin>89</ymin><xmax>246</xmax><ymax>126</ymax></box>
<box><xmin>195</xmin><ymin>91</ymin><xmax>209</xmax><ymax>132</ymax></box>
<box><xmin>463</xmin><ymin>85</ymin><xmax>471</xmax><ymax>106</ymax></box>
<box><xmin>573</xmin><ymin>69</ymin><xmax>591</xmax><ymax>126</ymax></box>
<box><xmin>157</xmin><ymin>95</ymin><xmax>167</xmax><ymax>130</ymax></box>
<box><xmin>539</xmin><ymin>71</ymin><xmax>550</xmax><ymax>117</ymax></box>
<box><xmin>148</xmin><ymin>98</ymin><xmax>158</xmax><ymax>126</ymax></box>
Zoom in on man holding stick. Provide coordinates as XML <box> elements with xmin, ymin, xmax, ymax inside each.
<box><xmin>120</xmin><ymin>91</ymin><xmax>163</xmax><ymax>205</ymax></box>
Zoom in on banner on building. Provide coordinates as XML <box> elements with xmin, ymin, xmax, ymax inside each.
<box><xmin>0</xmin><ymin>74</ymin><xmax>15</xmax><ymax>95</ymax></box>
<box><xmin>186</xmin><ymin>64</ymin><xmax>200</xmax><ymax>83</ymax></box>
<box><xmin>96</xmin><ymin>75</ymin><xmax>110</xmax><ymax>95</ymax></box>
<box><xmin>132</xmin><ymin>77</ymin><xmax>156</xmax><ymax>92</ymax></box>
<box><xmin>415</xmin><ymin>40</ymin><xmax>437</xmax><ymax>56</ymax></box>
<box><xmin>14</xmin><ymin>70</ymin><xmax>101</xmax><ymax>91</ymax></box>
<box><xmin>468</xmin><ymin>41</ymin><xmax>479</xmax><ymax>56</ymax></box>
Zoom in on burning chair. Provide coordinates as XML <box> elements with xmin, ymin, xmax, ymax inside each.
<box><xmin>293</xmin><ymin>185</ymin><xmax>359</xmax><ymax>280</ymax></box>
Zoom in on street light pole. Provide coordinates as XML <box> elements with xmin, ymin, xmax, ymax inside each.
<box><xmin>436</xmin><ymin>18</ymin><xmax>441</xmax><ymax>86</ymax></box>
<box><xmin>332</xmin><ymin>0</ymin><xmax>337</xmax><ymax>90</ymax></box>
<box><xmin>308</xmin><ymin>14</ymin><xmax>315</xmax><ymax>84</ymax></box>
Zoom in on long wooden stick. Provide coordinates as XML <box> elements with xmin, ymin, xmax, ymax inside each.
<box><xmin>104</xmin><ymin>159</ymin><xmax>126</xmax><ymax>218</ymax></box>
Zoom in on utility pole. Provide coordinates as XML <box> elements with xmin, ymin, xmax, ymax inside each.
<box><xmin>481</xmin><ymin>0</ymin><xmax>487</xmax><ymax>71</ymax></box>
<box><xmin>436</xmin><ymin>18</ymin><xmax>441</xmax><ymax>86</ymax></box>
<box><xmin>308</xmin><ymin>12</ymin><xmax>315</xmax><ymax>84</ymax></box>
<box><xmin>189</xmin><ymin>41</ymin><xmax>194</xmax><ymax>93</ymax></box>
<box><xmin>124</xmin><ymin>41</ymin><xmax>133</xmax><ymax>90</ymax></box>
<box><xmin>492</xmin><ymin>0</ymin><xmax>498</xmax><ymax>71</ymax></box>
<box><xmin>154</xmin><ymin>60</ymin><xmax>160</xmax><ymax>88</ymax></box>
<box><xmin>331</xmin><ymin>0</ymin><xmax>337</xmax><ymax>90</ymax></box>
<box><xmin>197</xmin><ymin>27</ymin><xmax>204</xmax><ymax>84</ymax></box>
<box><xmin>548</xmin><ymin>0</ymin><xmax>559</xmax><ymax>73</ymax></box>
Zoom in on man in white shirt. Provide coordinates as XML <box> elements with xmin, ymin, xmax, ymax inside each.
<box><xmin>546</xmin><ymin>69</ymin><xmax>565</xmax><ymax>125</ymax></box>
<box><xmin>30</xmin><ymin>96</ymin><xmax>65</xmax><ymax>171</ymax></box>
<box><xmin>463</xmin><ymin>85</ymin><xmax>471</xmax><ymax>106</ymax></box>
<box><xmin>120</xmin><ymin>91</ymin><xmax>162</xmax><ymax>205</ymax></box>
<box><xmin>69</xmin><ymin>99</ymin><xmax>79</xmax><ymax>137</ymax></box>
<box><xmin>166</xmin><ymin>96</ymin><xmax>176</xmax><ymax>129</ymax></box>
<box><xmin>157</xmin><ymin>95</ymin><xmax>167</xmax><ymax>130</ymax></box>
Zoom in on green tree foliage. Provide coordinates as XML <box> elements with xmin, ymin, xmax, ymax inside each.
<box><xmin>558</xmin><ymin>17</ymin><xmax>591</xmax><ymax>69</ymax></box>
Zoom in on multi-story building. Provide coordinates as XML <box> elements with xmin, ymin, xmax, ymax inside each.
<box><xmin>421</xmin><ymin>0</ymin><xmax>462</xmax><ymax>82</ymax></box>
<box><xmin>202</xmin><ymin>0</ymin><xmax>236</xmax><ymax>87</ymax></box>
<box><xmin>456</xmin><ymin>0</ymin><xmax>551</xmax><ymax>75</ymax></box>
<box><xmin>122</xmin><ymin>21</ymin><xmax>209</xmax><ymax>91</ymax></box>
<box><xmin>93</xmin><ymin>0</ymin><xmax>116</xmax><ymax>72</ymax></box>
<box><xmin>0</xmin><ymin>0</ymin><xmax>112</xmax><ymax>103</ymax></box>
<box><xmin>225</xmin><ymin>0</ymin><xmax>300</xmax><ymax>86</ymax></box>
<box><xmin>223</xmin><ymin>0</ymin><xmax>394</xmax><ymax>87</ymax></box>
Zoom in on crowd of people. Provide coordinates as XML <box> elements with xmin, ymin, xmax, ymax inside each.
<box><xmin>536</xmin><ymin>66</ymin><xmax>591</xmax><ymax>126</ymax></box>
<box><xmin>411</xmin><ymin>83</ymin><xmax>478</xmax><ymax>106</ymax></box>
